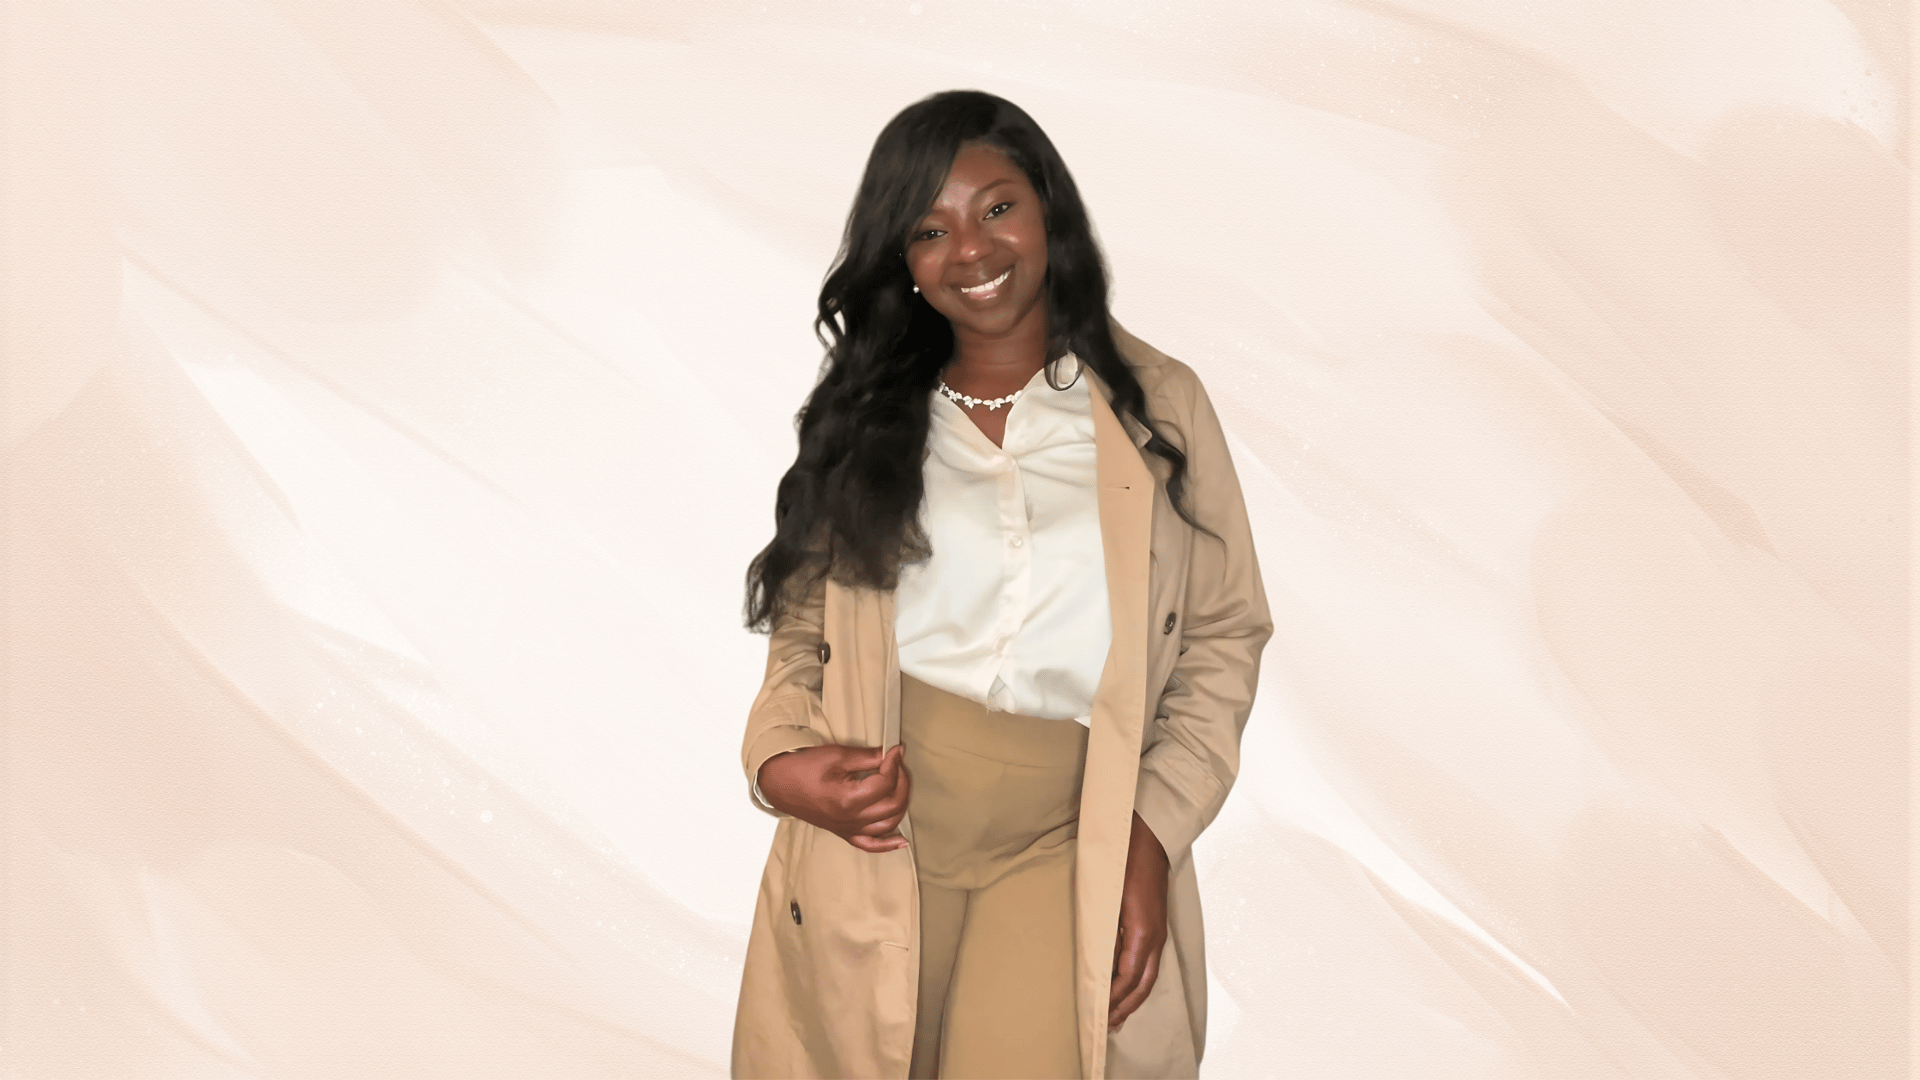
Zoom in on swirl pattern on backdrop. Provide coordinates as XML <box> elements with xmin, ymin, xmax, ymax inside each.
<box><xmin>1</xmin><ymin>1</ymin><xmax>1905</xmax><ymax>1075</ymax></box>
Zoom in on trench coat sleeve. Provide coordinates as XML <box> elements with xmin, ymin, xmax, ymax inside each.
<box><xmin>741</xmin><ymin>572</ymin><xmax>830</xmax><ymax>817</ymax></box>
<box><xmin>1134</xmin><ymin>370</ymin><xmax>1272</xmax><ymax>862</ymax></box>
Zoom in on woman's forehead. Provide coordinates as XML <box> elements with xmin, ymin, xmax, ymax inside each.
<box><xmin>927</xmin><ymin>144</ymin><xmax>1029</xmax><ymax>206</ymax></box>
<box><xmin>949</xmin><ymin>140</ymin><xmax>1019</xmax><ymax>176</ymax></box>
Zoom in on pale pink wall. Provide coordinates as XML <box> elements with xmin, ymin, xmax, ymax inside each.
<box><xmin>1</xmin><ymin>1</ymin><xmax>1907</xmax><ymax>1075</ymax></box>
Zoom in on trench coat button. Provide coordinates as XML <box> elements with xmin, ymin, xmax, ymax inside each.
<box><xmin>790</xmin><ymin>900</ymin><xmax>802</xmax><ymax>925</ymax></box>
<box><xmin>1163</xmin><ymin>612</ymin><xmax>1177</xmax><ymax>634</ymax></box>
<box><xmin>817</xmin><ymin>642</ymin><xmax>830</xmax><ymax>664</ymax></box>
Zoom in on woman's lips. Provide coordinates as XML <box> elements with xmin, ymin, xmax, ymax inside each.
<box><xmin>956</xmin><ymin>266</ymin><xmax>1012</xmax><ymax>299</ymax></box>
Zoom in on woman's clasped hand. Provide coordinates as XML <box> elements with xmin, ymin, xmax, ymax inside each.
<box><xmin>756</xmin><ymin>744</ymin><xmax>913</xmax><ymax>853</ymax></box>
<box><xmin>758</xmin><ymin>740</ymin><xmax>1170</xmax><ymax>1029</ymax></box>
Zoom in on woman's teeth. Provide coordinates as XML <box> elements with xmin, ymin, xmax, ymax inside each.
<box><xmin>958</xmin><ymin>268</ymin><xmax>1011</xmax><ymax>295</ymax></box>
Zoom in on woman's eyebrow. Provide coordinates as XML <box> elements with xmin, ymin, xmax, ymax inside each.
<box><xmin>919</xmin><ymin>178</ymin><xmax>1020</xmax><ymax>223</ymax></box>
<box><xmin>921</xmin><ymin>178</ymin><xmax>1029</xmax><ymax>224</ymax></box>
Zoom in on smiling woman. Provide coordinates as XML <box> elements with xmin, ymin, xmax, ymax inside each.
<box><xmin>906</xmin><ymin>143</ymin><xmax>1051</xmax><ymax>449</ymax></box>
<box><xmin>734</xmin><ymin>91</ymin><xmax>1271</xmax><ymax>1080</ymax></box>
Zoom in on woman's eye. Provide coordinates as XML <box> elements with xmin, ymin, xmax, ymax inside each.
<box><xmin>986</xmin><ymin>202</ymin><xmax>1013</xmax><ymax>218</ymax></box>
<box><xmin>914</xmin><ymin>228</ymin><xmax>944</xmax><ymax>242</ymax></box>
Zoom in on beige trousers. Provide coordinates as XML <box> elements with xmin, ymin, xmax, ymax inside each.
<box><xmin>901</xmin><ymin>675</ymin><xmax>1090</xmax><ymax>1080</ymax></box>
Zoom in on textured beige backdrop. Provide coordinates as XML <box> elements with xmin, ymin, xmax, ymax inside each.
<box><xmin>1</xmin><ymin>1</ymin><xmax>1909</xmax><ymax>1076</ymax></box>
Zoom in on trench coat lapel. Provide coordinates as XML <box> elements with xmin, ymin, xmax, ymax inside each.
<box><xmin>1074</xmin><ymin>374</ymin><xmax>1155</xmax><ymax>1079</ymax></box>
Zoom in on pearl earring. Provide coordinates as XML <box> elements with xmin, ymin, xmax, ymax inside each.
<box><xmin>911</xmin><ymin>284</ymin><xmax>920</xmax><ymax>294</ymax></box>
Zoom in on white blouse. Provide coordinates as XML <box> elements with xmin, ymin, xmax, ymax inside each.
<box><xmin>893</xmin><ymin>359</ymin><xmax>1110</xmax><ymax>726</ymax></box>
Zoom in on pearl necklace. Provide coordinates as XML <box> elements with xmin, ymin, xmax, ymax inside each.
<box><xmin>938</xmin><ymin>380</ymin><xmax>1022</xmax><ymax>412</ymax></box>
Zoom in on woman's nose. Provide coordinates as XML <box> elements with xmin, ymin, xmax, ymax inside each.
<box><xmin>951</xmin><ymin>222</ymin><xmax>991</xmax><ymax>265</ymax></box>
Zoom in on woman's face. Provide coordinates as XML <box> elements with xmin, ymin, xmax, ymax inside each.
<box><xmin>905</xmin><ymin>142</ymin><xmax>1050</xmax><ymax>346</ymax></box>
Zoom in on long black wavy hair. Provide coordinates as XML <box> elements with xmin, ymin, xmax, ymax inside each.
<box><xmin>744</xmin><ymin>90</ymin><xmax>1196</xmax><ymax>632</ymax></box>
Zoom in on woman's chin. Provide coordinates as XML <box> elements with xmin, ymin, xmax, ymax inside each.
<box><xmin>941</xmin><ymin>295</ymin><xmax>1047</xmax><ymax>341</ymax></box>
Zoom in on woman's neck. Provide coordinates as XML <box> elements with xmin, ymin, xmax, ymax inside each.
<box><xmin>945</xmin><ymin>320</ymin><xmax>1054</xmax><ymax>397</ymax></box>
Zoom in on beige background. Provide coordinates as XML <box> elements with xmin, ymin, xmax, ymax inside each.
<box><xmin>1</xmin><ymin>1</ymin><xmax>1908</xmax><ymax>1076</ymax></box>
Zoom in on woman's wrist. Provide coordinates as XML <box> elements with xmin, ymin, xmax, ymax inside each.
<box><xmin>1127</xmin><ymin>811</ymin><xmax>1169</xmax><ymax>874</ymax></box>
<box><xmin>753</xmin><ymin>747</ymin><xmax>809</xmax><ymax>813</ymax></box>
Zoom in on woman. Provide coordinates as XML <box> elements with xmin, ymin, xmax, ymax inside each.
<box><xmin>734</xmin><ymin>90</ymin><xmax>1269</xmax><ymax>1080</ymax></box>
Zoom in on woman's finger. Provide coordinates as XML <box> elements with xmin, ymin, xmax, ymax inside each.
<box><xmin>835</xmin><ymin>763</ymin><xmax>895</xmax><ymax>807</ymax></box>
<box><xmin>1109</xmin><ymin>943</ymin><xmax>1161</xmax><ymax>1029</ymax></box>
<box><xmin>1109</xmin><ymin>927</ymin><xmax>1144</xmax><ymax>1010</ymax></box>
<box><xmin>854</xmin><ymin>807</ymin><xmax>906</xmax><ymax>835</ymax></box>
<box><xmin>849</xmin><ymin>789</ymin><xmax>904</xmax><ymax>822</ymax></box>
<box><xmin>840</xmin><ymin>774</ymin><xmax>902</xmax><ymax>818</ymax></box>
<box><xmin>845</xmin><ymin>830</ymin><xmax>908</xmax><ymax>853</ymax></box>
<box><xmin>848</xmin><ymin>800</ymin><xmax>902</xmax><ymax>829</ymax></box>
<box><xmin>843</xmin><ymin>744</ymin><xmax>901</xmax><ymax>787</ymax></box>
<box><xmin>842</xmin><ymin>747</ymin><xmax>911</xmax><ymax>809</ymax></box>
<box><xmin>853</xmin><ymin>763</ymin><xmax>913</xmax><ymax>819</ymax></box>
<box><xmin>828</xmin><ymin>743</ymin><xmax>888</xmax><ymax>779</ymax></box>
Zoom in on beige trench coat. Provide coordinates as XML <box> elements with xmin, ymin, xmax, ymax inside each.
<box><xmin>733</xmin><ymin>325</ymin><xmax>1272</xmax><ymax>1080</ymax></box>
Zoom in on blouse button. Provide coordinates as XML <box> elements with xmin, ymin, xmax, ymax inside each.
<box><xmin>817</xmin><ymin>642</ymin><xmax>831</xmax><ymax>664</ymax></box>
<box><xmin>1010</xmin><ymin>536</ymin><xmax>1025</xmax><ymax>548</ymax></box>
<box><xmin>1163</xmin><ymin>612</ymin><xmax>1177</xmax><ymax>634</ymax></box>
<box><xmin>790</xmin><ymin>900</ymin><xmax>803</xmax><ymax>925</ymax></box>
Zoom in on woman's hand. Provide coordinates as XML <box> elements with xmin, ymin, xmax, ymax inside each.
<box><xmin>756</xmin><ymin>744</ymin><xmax>912</xmax><ymax>853</ymax></box>
<box><xmin>1109</xmin><ymin>810</ymin><xmax>1170</xmax><ymax>1029</ymax></box>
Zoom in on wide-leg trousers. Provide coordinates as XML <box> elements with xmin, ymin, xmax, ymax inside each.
<box><xmin>900</xmin><ymin>674</ymin><xmax>1089</xmax><ymax>1080</ymax></box>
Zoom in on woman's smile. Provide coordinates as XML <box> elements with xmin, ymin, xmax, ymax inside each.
<box><xmin>956</xmin><ymin>266</ymin><xmax>1012</xmax><ymax>299</ymax></box>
